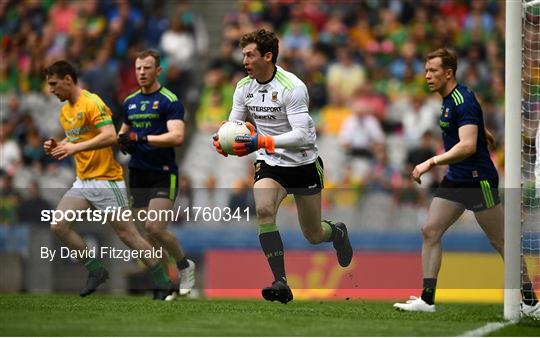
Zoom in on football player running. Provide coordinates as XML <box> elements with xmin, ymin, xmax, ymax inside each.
<box><xmin>44</xmin><ymin>60</ymin><xmax>176</xmax><ymax>300</ymax></box>
<box><xmin>212</xmin><ymin>29</ymin><xmax>352</xmax><ymax>304</ymax></box>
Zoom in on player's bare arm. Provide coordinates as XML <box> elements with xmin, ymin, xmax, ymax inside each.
<box><xmin>50</xmin><ymin>124</ymin><xmax>117</xmax><ymax>160</ymax></box>
<box><xmin>412</xmin><ymin>125</ymin><xmax>477</xmax><ymax>183</ymax></box>
<box><xmin>145</xmin><ymin>120</ymin><xmax>185</xmax><ymax>147</ymax></box>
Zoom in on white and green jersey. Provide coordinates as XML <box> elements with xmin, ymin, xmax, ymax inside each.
<box><xmin>229</xmin><ymin>65</ymin><xmax>317</xmax><ymax>167</ymax></box>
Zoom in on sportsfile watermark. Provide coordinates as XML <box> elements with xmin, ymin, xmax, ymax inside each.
<box><xmin>40</xmin><ymin>206</ymin><xmax>251</xmax><ymax>225</ymax></box>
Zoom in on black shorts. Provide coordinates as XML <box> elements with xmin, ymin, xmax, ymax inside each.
<box><xmin>253</xmin><ymin>157</ymin><xmax>324</xmax><ymax>195</ymax></box>
<box><xmin>434</xmin><ymin>176</ymin><xmax>500</xmax><ymax>211</ymax></box>
<box><xmin>128</xmin><ymin>168</ymin><xmax>178</xmax><ymax>208</ymax></box>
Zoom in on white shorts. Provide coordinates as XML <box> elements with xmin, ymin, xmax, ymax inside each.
<box><xmin>64</xmin><ymin>178</ymin><xmax>129</xmax><ymax>210</ymax></box>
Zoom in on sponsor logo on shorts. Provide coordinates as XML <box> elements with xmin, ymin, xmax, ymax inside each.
<box><xmin>308</xmin><ymin>184</ymin><xmax>317</xmax><ymax>189</ymax></box>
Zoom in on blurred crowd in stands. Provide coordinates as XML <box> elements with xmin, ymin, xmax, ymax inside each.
<box><xmin>0</xmin><ymin>0</ymin><xmax>514</xmax><ymax>228</ymax></box>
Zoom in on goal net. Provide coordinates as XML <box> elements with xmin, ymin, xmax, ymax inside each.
<box><xmin>522</xmin><ymin>0</ymin><xmax>540</xmax><ymax>311</ymax></box>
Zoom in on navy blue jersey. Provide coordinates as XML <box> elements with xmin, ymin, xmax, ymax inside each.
<box><xmin>122</xmin><ymin>86</ymin><xmax>184</xmax><ymax>172</ymax></box>
<box><xmin>439</xmin><ymin>84</ymin><xmax>498</xmax><ymax>181</ymax></box>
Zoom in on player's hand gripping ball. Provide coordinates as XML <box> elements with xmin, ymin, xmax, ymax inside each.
<box><xmin>213</xmin><ymin>120</ymin><xmax>251</xmax><ymax>156</ymax></box>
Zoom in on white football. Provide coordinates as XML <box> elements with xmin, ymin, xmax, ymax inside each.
<box><xmin>217</xmin><ymin>120</ymin><xmax>251</xmax><ymax>155</ymax></box>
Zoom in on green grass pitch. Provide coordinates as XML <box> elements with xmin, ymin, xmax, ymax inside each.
<box><xmin>0</xmin><ymin>294</ymin><xmax>538</xmax><ymax>336</ymax></box>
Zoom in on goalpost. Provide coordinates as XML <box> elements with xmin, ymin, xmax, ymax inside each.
<box><xmin>505</xmin><ymin>0</ymin><xmax>540</xmax><ymax>321</ymax></box>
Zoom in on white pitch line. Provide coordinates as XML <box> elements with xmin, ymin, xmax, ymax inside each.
<box><xmin>459</xmin><ymin>321</ymin><xmax>516</xmax><ymax>337</ymax></box>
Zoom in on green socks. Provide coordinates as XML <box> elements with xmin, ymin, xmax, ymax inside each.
<box><xmin>149</xmin><ymin>262</ymin><xmax>171</xmax><ymax>288</ymax></box>
<box><xmin>82</xmin><ymin>258</ymin><xmax>103</xmax><ymax>273</ymax></box>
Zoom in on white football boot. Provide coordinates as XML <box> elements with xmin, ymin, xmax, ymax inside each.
<box><xmin>178</xmin><ymin>259</ymin><xmax>196</xmax><ymax>296</ymax></box>
<box><xmin>393</xmin><ymin>296</ymin><xmax>436</xmax><ymax>312</ymax></box>
<box><xmin>521</xmin><ymin>302</ymin><xmax>540</xmax><ymax>320</ymax></box>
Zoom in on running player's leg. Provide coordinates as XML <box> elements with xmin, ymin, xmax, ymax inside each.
<box><xmin>110</xmin><ymin>216</ymin><xmax>174</xmax><ymax>298</ymax></box>
<box><xmin>394</xmin><ymin>197</ymin><xmax>464</xmax><ymax>311</ymax></box>
<box><xmin>50</xmin><ymin>196</ymin><xmax>91</xmax><ymax>252</ymax></box>
<box><xmin>294</xmin><ymin>193</ymin><xmax>352</xmax><ymax>267</ymax></box>
<box><xmin>93</xmin><ymin>180</ymin><xmax>174</xmax><ymax>299</ymax></box>
<box><xmin>51</xmin><ymin>194</ymin><xmax>109</xmax><ymax>296</ymax></box>
<box><xmin>254</xmin><ymin>178</ymin><xmax>288</xmax><ymax>281</ymax></box>
<box><xmin>145</xmin><ymin>198</ymin><xmax>186</xmax><ymax>266</ymax></box>
<box><xmin>254</xmin><ymin>178</ymin><xmax>292</xmax><ymax>303</ymax></box>
<box><xmin>129</xmin><ymin>172</ymin><xmax>172</xmax><ymax>270</ymax></box>
<box><xmin>145</xmin><ymin>197</ymin><xmax>195</xmax><ymax>296</ymax></box>
<box><xmin>133</xmin><ymin>207</ymin><xmax>170</xmax><ymax>269</ymax></box>
<box><xmin>422</xmin><ymin>198</ymin><xmax>464</xmax><ymax>279</ymax></box>
<box><xmin>475</xmin><ymin>204</ymin><xmax>539</xmax><ymax>311</ymax></box>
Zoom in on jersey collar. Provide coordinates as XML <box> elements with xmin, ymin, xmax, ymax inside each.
<box><xmin>256</xmin><ymin>66</ymin><xmax>277</xmax><ymax>85</ymax></box>
<box><xmin>140</xmin><ymin>85</ymin><xmax>162</xmax><ymax>96</ymax></box>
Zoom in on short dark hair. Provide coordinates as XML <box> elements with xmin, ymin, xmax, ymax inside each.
<box><xmin>136</xmin><ymin>49</ymin><xmax>161</xmax><ymax>67</ymax></box>
<box><xmin>44</xmin><ymin>60</ymin><xmax>78</xmax><ymax>83</ymax></box>
<box><xmin>240</xmin><ymin>29</ymin><xmax>279</xmax><ymax>64</ymax></box>
<box><xmin>426</xmin><ymin>48</ymin><xmax>458</xmax><ymax>77</ymax></box>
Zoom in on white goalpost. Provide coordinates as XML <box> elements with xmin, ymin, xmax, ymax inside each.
<box><xmin>505</xmin><ymin>0</ymin><xmax>540</xmax><ymax>321</ymax></box>
<box><xmin>504</xmin><ymin>0</ymin><xmax>523</xmax><ymax>321</ymax></box>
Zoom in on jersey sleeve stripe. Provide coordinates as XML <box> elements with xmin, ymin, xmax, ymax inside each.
<box><xmin>455</xmin><ymin>90</ymin><xmax>464</xmax><ymax>104</ymax></box>
<box><xmin>123</xmin><ymin>90</ymin><xmax>141</xmax><ymax>103</ymax></box>
<box><xmin>237</xmin><ymin>77</ymin><xmax>251</xmax><ymax>88</ymax></box>
<box><xmin>451</xmin><ymin>92</ymin><xmax>461</xmax><ymax>106</ymax></box>
<box><xmin>277</xmin><ymin>71</ymin><xmax>295</xmax><ymax>89</ymax></box>
<box><xmin>159</xmin><ymin>88</ymin><xmax>178</xmax><ymax>102</ymax></box>
<box><xmin>275</xmin><ymin>72</ymin><xmax>294</xmax><ymax>90</ymax></box>
<box><xmin>95</xmin><ymin>120</ymin><xmax>113</xmax><ymax>128</ymax></box>
<box><xmin>451</xmin><ymin>92</ymin><xmax>457</xmax><ymax>105</ymax></box>
<box><xmin>276</xmin><ymin>71</ymin><xmax>294</xmax><ymax>87</ymax></box>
